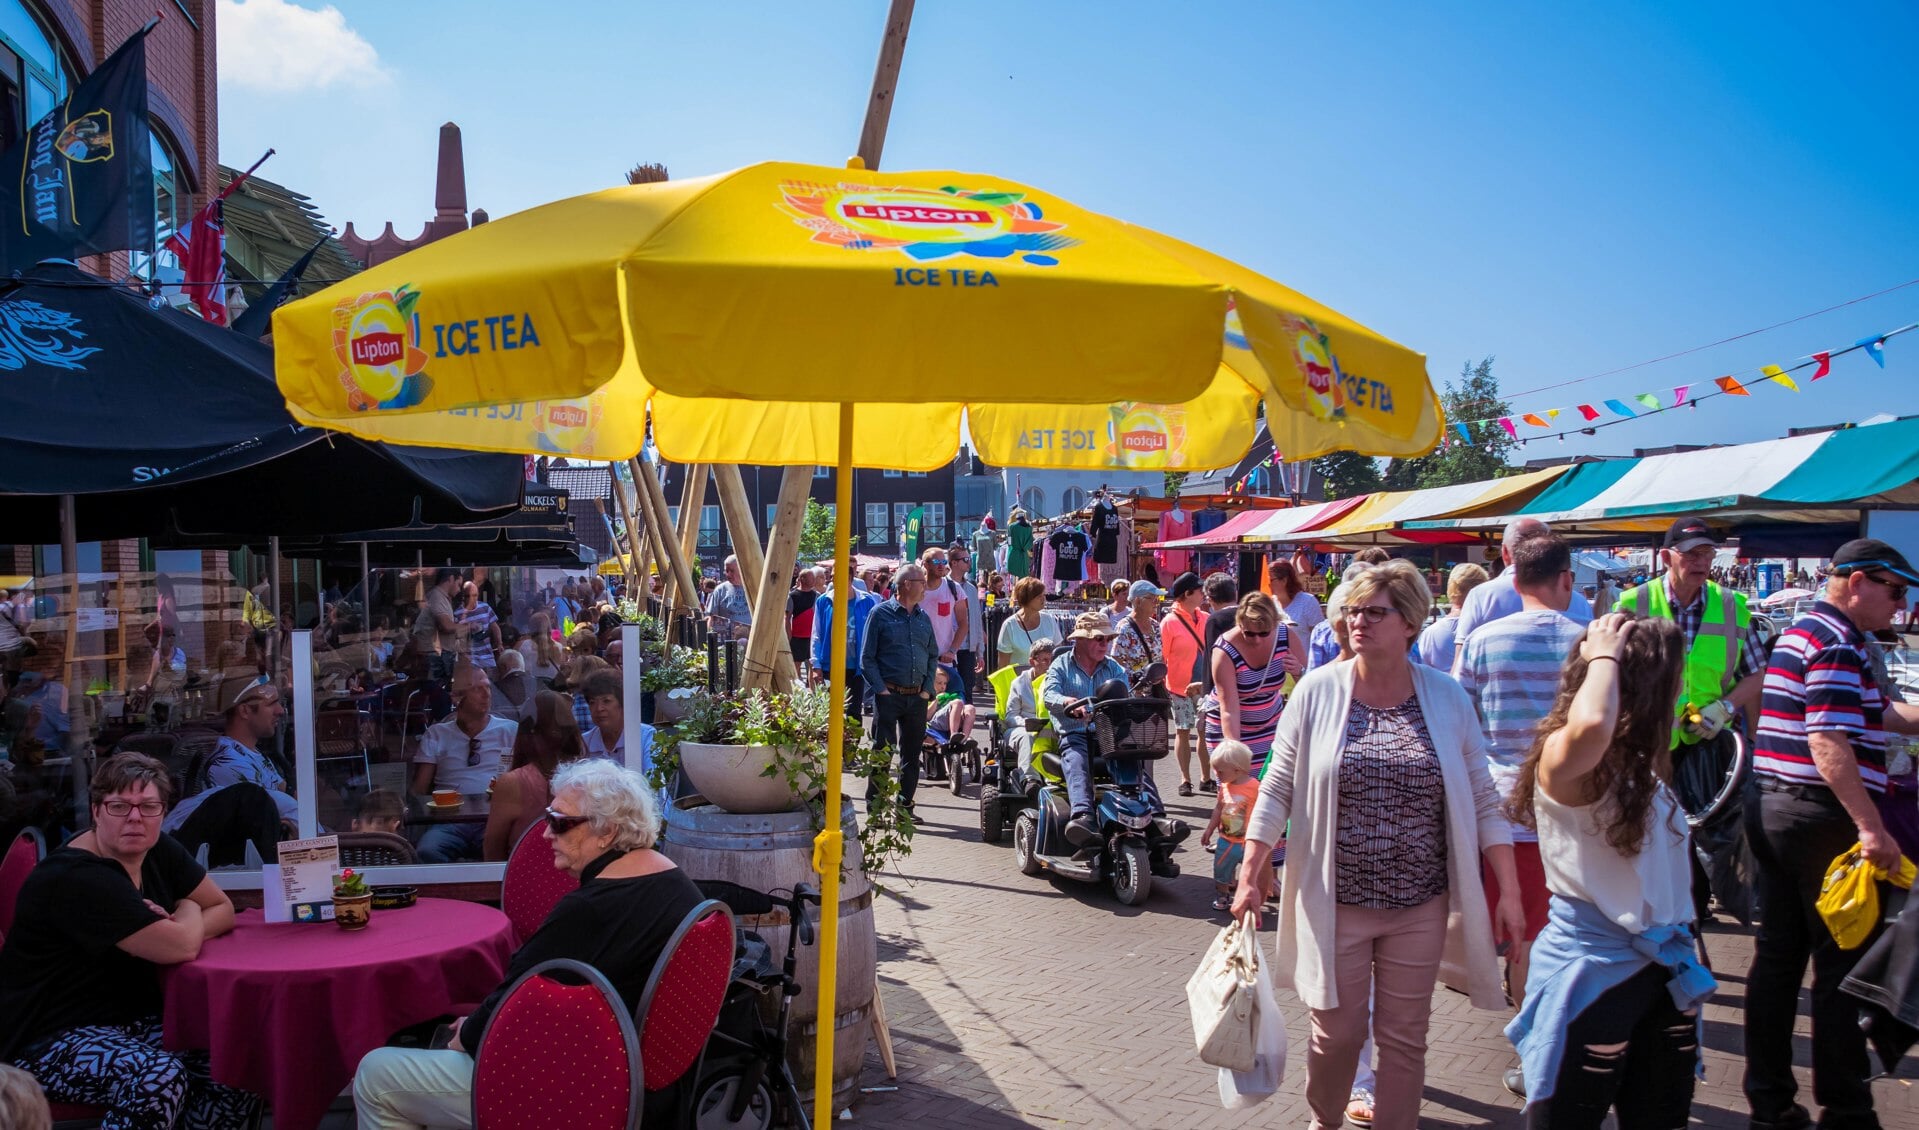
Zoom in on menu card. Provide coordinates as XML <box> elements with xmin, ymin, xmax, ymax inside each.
<box><xmin>264</xmin><ymin>834</ymin><xmax>340</xmax><ymax>923</ymax></box>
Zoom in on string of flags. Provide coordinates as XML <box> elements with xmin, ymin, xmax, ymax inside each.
<box><xmin>1447</xmin><ymin>320</ymin><xmax>1915</xmax><ymax>446</ymax></box>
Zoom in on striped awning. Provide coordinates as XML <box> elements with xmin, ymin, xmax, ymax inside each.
<box><xmin>1294</xmin><ymin>467</ymin><xmax>1571</xmax><ymax>545</ymax></box>
<box><xmin>1233</xmin><ymin>496</ymin><xmax>1369</xmax><ymax>543</ymax></box>
<box><xmin>1144</xmin><ymin>506</ymin><xmax>1276</xmax><ymax>549</ymax></box>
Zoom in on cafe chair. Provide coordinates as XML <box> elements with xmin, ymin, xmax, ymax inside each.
<box><xmin>635</xmin><ymin>900</ymin><xmax>735</xmax><ymax>1117</ymax></box>
<box><xmin>502</xmin><ymin>823</ymin><xmax>580</xmax><ymax>946</ymax></box>
<box><xmin>339</xmin><ymin>831</ymin><xmax>420</xmax><ymax>867</ymax></box>
<box><xmin>0</xmin><ymin>826</ymin><xmax>46</xmax><ymax>936</ymax></box>
<box><xmin>471</xmin><ymin>958</ymin><xmax>642</xmax><ymax>1130</ymax></box>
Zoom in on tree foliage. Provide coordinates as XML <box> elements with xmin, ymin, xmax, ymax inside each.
<box><xmin>1313</xmin><ymin>450</ymin><xmax>1384</xmax><ymax>500</ymax></box>
<box><xmin>798</xmin><ymin>498</ymin><xmax>840</xmax><ymax>562</ymax></box>
<box><xmin>1383</xmin><ymin>356</ymin><xmax>1516</xmax><ymax>490</ymax></box>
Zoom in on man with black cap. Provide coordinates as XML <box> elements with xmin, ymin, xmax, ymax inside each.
<box><xmin>1744</xmin><ymin>537</ymin><xmax>1919</xmax><ymax>1130</ymax></box>
<box><xmin>1615</xmin><ymin>516</ymin><xmax>1766</xmax><ymax>746</ymax></box>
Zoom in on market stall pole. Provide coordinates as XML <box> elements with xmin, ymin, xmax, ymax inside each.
<box><xmin>630</xmin><ymin>456</ymin><xmax>699</xmax><ymax>630</ymax></box>
<box><xmin>712</xmin><ymin>464</ymin><xmax>801</xmax><ymax>690</ymax></box>
<box><xmin>607</xmin><ymin>460</ymin><xmax>643</xmax><ymax>596</ymax></box>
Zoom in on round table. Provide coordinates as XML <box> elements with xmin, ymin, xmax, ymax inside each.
<box><xmin>164</xmin><ymin>898</ymin><xmax>513</xmax><ymax>1130</ymax></box>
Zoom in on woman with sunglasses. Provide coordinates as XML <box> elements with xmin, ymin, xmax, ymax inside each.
<box><xmin>1205</xmin><ymin>592</ymin><xmax>1305</xmax><ymax>778</ymax></box>
<box><xmin>482</xmin><ymin>690</ymin><xmax>587</xmax><ymax>860</ymax></box>
<box><xmin>1231</xmin><ymin>561</ymin><xmax>1523</xmax><ymax>1130</ymax></box>
<box><xmin>355</xmin><ymin>760</ymin><xmax>704</xmax><ymax>1129</ymax></box>
<box><xmin>0</xmin><ymin>752</ymin><xmax>260</xmax><ymax>1127</ymax></box>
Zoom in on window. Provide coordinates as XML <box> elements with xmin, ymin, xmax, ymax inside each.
<box><xmin>765</xmin><ymin>504</ymin><xmax>778</xmax><ymax>534</ymax></box>
<box><xmin>130</xmin><ymin>133</ymin><xmax>181</xmax><ymax>282</ymax></box>
<box><xmin>814</xmin><ymin>466</ymin><xmax>829</xmax><ymax>479</ymax></box>
<box><xmin>1020</xmin><ymin>487</ymin><xmax>1044</xmax><ymax>517</ymax></box>
<box><xmin>923</xmin><ymin>503</ymin><xmax>947</xmax><ymax>547</ymax></box>
<box><xmin>0</xmin><ymin>2</ymin><xmax>66</xmax><ymax>143</ymax></box>
<box><xmin>1061</xmin><ymin>487</ymin><xmax>1088</xmax><ymax>513</ymax></box>
<box><xmin>698</xmin><ymin>505</ymin><xmax>722</xmax><ymax>548</ymax></box>
<box><xmin>882</xmin><ymin>469</ymin><xmax>903</xmax><ymax>478</ymax></box>
<box><xmin>907</xmin><ymin>471</ymin><xmax>927</xmax><ymax>478</ymax></box>
<box><xmin>864</xmin><ymin>503</ymin><xmax>889</xmax><ymax>546</ymax></box>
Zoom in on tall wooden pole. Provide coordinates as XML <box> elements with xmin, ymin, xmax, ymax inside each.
<box><xmin>608</xmin><ymin>461</ymin><xmax>642</xmax><ymax>596</ymax></box>
<box><xmin>674</xmin><ymin>463</ymin><xmax>708</xmax><ymax>619</ymax></box>
<box><xmin>739</xmin><ymin>467</ymin><xmax>810</xmax><ymax>691</ymax></box>
<box><xmin>712</xmin><ymin>465</ymin><xmax>798</xmax><ymax>690</ymax></box>
<box><xmin>818</xmin><ymin>7</ymin><xmax>917</xmax><ymax>1126</ymax></box>
<box><xmin>633</xmin><ymin>457</ymin><xmax>698</xmax><ymax>627</ymax></box>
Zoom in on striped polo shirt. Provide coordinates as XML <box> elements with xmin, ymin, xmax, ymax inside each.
<box><xmin>1754</xmin><ymin>601</ymin><xmax>1888</xmax><ymax>794</ymax></box>
<box><xmin>1456</xmin><ymin>608</ymin><xmax>1587</xmax><ymax>842</ymax></box>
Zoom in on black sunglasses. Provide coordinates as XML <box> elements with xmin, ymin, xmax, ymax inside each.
<box><xmin>467</xmin><ymin>736</ymin><xmax>483</xmax><ymax>767</ymax></box>
<box><xmin>1859</xmin><ymin>572</ymin><xmax>1911</xmax><ymax>602</ymax></box>
<box><xmin>543</xmin><ymin>807</ymin><xmax>590</xmax><ymax>835</ymax></box>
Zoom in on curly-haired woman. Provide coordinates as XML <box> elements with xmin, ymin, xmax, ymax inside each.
<box><xmin>1504</xmin><ymin>612</ymin><xmax>1717</xmax><ymax>1128</ymax></box>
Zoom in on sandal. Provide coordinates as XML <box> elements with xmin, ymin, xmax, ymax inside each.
<box><xmin>1346</xmin><ymin>1091</ymin><xmax>1375</xmax><ymax>1127</ymax></box>
<box><xmin>1211</xmin><ymin>894</ymin><xmax>1232</xmax><ymax>911</ymax></box>
<box><xmin>1178</xmin><ymin>781</ymin><xmax>1194</xmax><ymax>797</ymax></box>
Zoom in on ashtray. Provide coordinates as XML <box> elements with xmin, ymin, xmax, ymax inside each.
<box><xmin>372</xmin><ymin>886</ymin><xmax>418</xmax><ymax>909</ymax></box>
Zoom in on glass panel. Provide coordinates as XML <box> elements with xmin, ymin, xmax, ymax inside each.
<box><xmin>130</xmin><ymin>134</ymin><xmax>178</xmax><ymax>282</ymax></box>
<box><xmin>764</xmin><ymin>504</ymin><xmax>777</xmax><ymax>534</ymax></box>
<box><xmin>882</xmin><ymin>469</ymin><xmax>902</xmax><ymax>478</ymax></box>
<box><xmin>698</xmin><ymin>505</ymin><xmax>722</xmax><ymax>549</ymax></box>
<box><xmin>24</xmin><ymin>74</ymin><xmax>49</xmax><ymax>123</ymax></box>
<box><xmin>863</xmin><ymin>503</ymin><xmax>889</xmax><ymax>547</ymax></box>
<box><xmin>1061</xmin><ymin>487</ymin><xmax>1087</xmax><ymax>513</ymax></box>
<box><xmin>0</xmin><ymin>1</ymin><xmax>60</xmax><ymax>83</ymax></box>
<box><xmin>1020</xmin><ymin>487</ymin><xmax>1045</xmax><ymax>516</ymax></box>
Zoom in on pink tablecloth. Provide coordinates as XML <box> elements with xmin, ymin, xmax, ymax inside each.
<box><xmin>164</xmin><ymin>898</ymin><xmax>513</xmax><ymax>1130</ymax></box>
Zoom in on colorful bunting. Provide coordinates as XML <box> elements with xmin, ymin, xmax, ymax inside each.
<box><xmin>1603</xmin><ymin>399</ymin><xmax>1637</xmax><ymax>418</ymax></box>
<box><xmin>1497</xmin><ymin>418</ymin><xmax>1518</xmax><ymax>440</ymax></box>
<box><xmin>1452</xmin><ymin>422</ymin><xmax>1471</xmax><ymax>442</ymax></box>
<box><xmin>1673</xmin><ymin>385</ymin><xmax>1689</xmax><ymax>405</ymax></box>
<box><xmin>1857</xmin><ymin>335</ymin><xmax>1886</xmax><ymax>368</ymax></box>
<box><xmin>1760</xmin><ymin>364</ymin><xmax>1798</xmax><ymax>392</ymax></box>
<box><xmin>1811</xmin><ymin>352</ymin><xmax>1831</xmax><ymax>379</ymax></box>
<box><xmin>1521</xmin><ymin>412</ymin><xmax>1549</xmax><ymax>428</ymax></box>
<box><xmin>1715</xmin><ymin>375</ymin><xmax>1749</xmax><ymax>396</ymax></box>
<box><xmin>1634</xmin><ymin>392</ymin><xmax>1660</xmax><ymax>411</ymax></box>
<box><xmin>1577</xmin><ymin>404</ymin><xmax>1601</xmax><ymax>421</ymax></box>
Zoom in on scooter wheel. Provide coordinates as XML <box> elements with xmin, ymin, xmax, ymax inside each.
<box><xmin>1112</xmin><ymin>841</ymin><xmax>1152</xmax><ymax>906</ymax></box>
<box><xmin>1013</xmin><ymin>810</ymin><xmax>1042</xmax><ymax>875</ymax></box>
<box><xmin>691</xmin><ymin>1068</ymin><xmax>775</xmax><ymax>1130</ymax></box>
<box><xmin>949</xmin><ymin>752</ymin><xmax>967</xmax><ymax>795</ymax></box>
<box><xmin>979</xmin><ymin>784</ymin><xmax>1004</xmax><ymax>843</ymax></box>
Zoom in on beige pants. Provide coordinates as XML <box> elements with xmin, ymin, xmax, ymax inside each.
<box><xmin>1305</xmin><ymin>894</ymin><xmax>1449</xmax><ymax>1130</ymax></box>
<box><xmin>353</xmin><ymin>1046</ymin><xmax>475</xmax><ymax>1130</ymax></box>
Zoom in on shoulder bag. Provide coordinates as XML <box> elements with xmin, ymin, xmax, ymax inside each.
<box><xmin>1186</xmin><ymin>913</ymin><xmax>1262</xmax><ymax>1071</ymax></box>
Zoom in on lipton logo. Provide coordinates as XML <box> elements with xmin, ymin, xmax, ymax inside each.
<box><xmin>331</xmin><ymin>285</ymin><xmax>432</xmax><ymax>411</ymax></box>
<box><xmin>547</xmin><ymin>404</ymin><xmax>588</xmax><ymax>429</ymax></box>
<box><xmin>351</xmin><ymin>332</ymin><xmax>404</xmax><ymax>368</ymax></box>
<box><xmin>1286</xmin><ymin>316</ymin><xmax>1347</xmax><ymax>422</ymax></box>
<box><xmin>779</xmin><ymin>180</ymin><xmax>1079</xmax><ymax>266</ymax></box>
<box><xmin>1120</xmin><ymin>430</ymin><xmax>1167</xmax><ymax>453</ymax></box>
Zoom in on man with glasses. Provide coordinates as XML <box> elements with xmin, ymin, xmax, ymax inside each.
<box><xmin>920</xmin><ymin>547</ymin><xmax>966</xmax><ymax>679</ymax></box>
<box><xmin>1453</xmin><ymin>532</ymin><xmax>1584</xmax><ymax>1095</ymax></box>
<box><xmin>411</xmin><ymin>667</ymin><xmax>517</xmax><ymax>862</ymax></box>
<box><xmin>860</xmin><ymin>562</ymin><xmax>939</xmax><ymax>811</ymax></box>
<box><xmin>1614</xmin><ymin>516</ymin><xmax>1764</xmax><ymax>748</ymax></box>
<box><xmin>1744</xmin><ymin>538</ymin><xmax>1919</xmax><ymax>1130</ymax></box>
<box><xmin>1044</xmin><ymin>611</ymin><xmax>1131</xmax><ymax>850</ymax></box>
<box><xmin>163</xmin><ymin>678</ymin><xmax>294</xmax><ymax>866</ymax></box>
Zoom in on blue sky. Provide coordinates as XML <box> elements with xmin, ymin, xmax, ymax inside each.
<box><xmin>218</xmin><ymin>0</ymin><xmax>1918</xmax><ymax>463</ymax></box>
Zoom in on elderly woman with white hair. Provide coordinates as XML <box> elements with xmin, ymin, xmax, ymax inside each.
<box><xmin>354</xmin><ymin>760</ymin><xmax>704</xmax><ymax>1130</ymax></box>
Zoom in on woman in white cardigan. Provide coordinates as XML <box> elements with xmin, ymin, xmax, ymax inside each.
<box><xmin>1232</xmin><ymin>560</ymin><xmax>1525</xmax><ymax>1130</ymax></box>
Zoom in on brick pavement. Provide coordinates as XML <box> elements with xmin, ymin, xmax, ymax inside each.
<box><xmin>845</xmin><ymin>771</ymin><xmax>1919</xmax><ymax>1129</ymax></box>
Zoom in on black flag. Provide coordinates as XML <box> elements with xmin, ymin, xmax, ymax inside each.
<box><xmin>230</xmin><ymin>234</ymin><xmax>327</xmax><ymax>339</ymax></box>
<box><xmin>0</xmin><ymin>24</ymin><xmax>153</xmax><ymax>270</ymax></box>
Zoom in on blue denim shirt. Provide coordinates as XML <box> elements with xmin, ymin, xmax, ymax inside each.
<box><xmin>1041</xmin><ymin>649</ymin><xmax>1129</xmax><ymax>734</ymax></box>
<box><xmin>860</xmin><ymin>599</ymin><xmax>938</xmax><ymax>696</ymax></box>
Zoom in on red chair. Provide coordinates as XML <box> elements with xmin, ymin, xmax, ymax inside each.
<box><xmin>0</xmin><ymin>826</ymin><xmax>46</xmax><ymax>936</ymax></box>
<box><xmin>635</xmin><ymin>900</ymin><xmax>735</xmax><ymax>1114</ymax></box>
<box><xmin>502</xmin><ymin>822</ymin><xmax>579</xmax><ymax>946</ymax></box>
<box><xmin>471</xmin><ymin>958</ymin><xmax>642</xmax><ymax>1130</ymax></box>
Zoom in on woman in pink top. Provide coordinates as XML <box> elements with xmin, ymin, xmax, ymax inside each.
<box><xmin>483</xmin><ymin>690</ymin><xmax>586</xmax><ymax>859</ymax></box>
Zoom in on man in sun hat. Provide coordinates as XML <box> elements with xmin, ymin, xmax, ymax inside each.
<box><xmin>1744</xmin><ymin>536</ymin><xmax>1919</xmax><ymax>1130</ymax></box>
<box><xmin>1043</xmin><ymin>611</ymin><xmax>1127</xmax><ymax>847</ymax></box>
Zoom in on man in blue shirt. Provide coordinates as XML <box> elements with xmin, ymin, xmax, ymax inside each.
<box><xmin>812</xmin><ymin>562</ymin><xmax>878</xmax><ymax>722</ymax></box>
<box><xmin>1451</xmin><ymin>518</ymin><xmax>1593</xmax><ymax>674</ymax></box>
<box><xmin>859</xmin><ymin>563</ymin><xmax>938</xmax><ymax>810</ymax></box>
<box><xmin>1043</xmin><ymin>611</ymin><xmax>1129</xmax><ymax>846</ymax></box>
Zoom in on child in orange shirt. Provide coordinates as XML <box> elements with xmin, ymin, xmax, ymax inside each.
<box><xmin>1200</xmin><ymin>739</ymin><xmax>1263</xmax><ymax>911</ymax></box>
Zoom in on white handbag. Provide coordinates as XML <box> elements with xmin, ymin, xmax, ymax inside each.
<box><xmin>1186</xmin><ymin>913</ymin><xmax>1262</xmax><ymax>1071</ymax></box>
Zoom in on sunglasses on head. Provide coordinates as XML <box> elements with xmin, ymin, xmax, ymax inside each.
<box><xmin>544</xmin><ymin>807</ymin><xmax>590</xmax><ymax>835</ymax></box>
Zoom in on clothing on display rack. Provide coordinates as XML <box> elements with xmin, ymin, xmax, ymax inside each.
<box><xmin>1090</xmin><ymin>494</ymin><xmax>1121</xmax><ymax>564</ymax></box>
<box><xmin>1155</xmin><ymin>504</ymin><xmax>1193</xmax><ymax>576</ymax></box>
<box><xmin>1191</xmin><ymin>508</ymin><xmax>1228</xmax><ymax>576</ymax></box>
<box><xmin>1048</xmin><ymin>524</ymin><xmax>1090</xmax><ymax>585</ymax></box>
<box><xmin>1008</xmin><ymin>515</ymin><xmax>1035</xmax><ymax>577</ymax></box>
<box><xmin>1097</xmin><ymin>516</ymin><xmax>1136</xmax><ymax>585</ymax></box>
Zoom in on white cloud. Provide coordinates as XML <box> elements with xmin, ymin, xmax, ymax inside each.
<box><xmin>217</xmin><ymin>0</ymin><xmax>390</xmax><ymax>94</ymax></box>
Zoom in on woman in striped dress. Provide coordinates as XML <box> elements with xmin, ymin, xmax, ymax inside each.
<box><xmin>1206</xmin><ymin>592</ymin><xmax>1306</xmax><ymax>775</ymax></box>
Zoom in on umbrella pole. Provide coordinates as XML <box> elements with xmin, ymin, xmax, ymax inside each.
<box><xmin>269</xmin><ymin>536</ymin><xmax>282</xmax><ymax>682</ymax></box>
<box><xmin>59</xmin><ymin>493</ymin><xmax>77</xmax><ymax>694</ymax></box>
<box><xmin>814</xmin><ymin>401</ymin><xmax>854</xmax><ymax>1129</ymax></box>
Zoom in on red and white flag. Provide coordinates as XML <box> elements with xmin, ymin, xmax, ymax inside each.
<box><xmin>163</xmin><ymin>150</ymin><xmax>270</xmax><ymax>326</ymax></box>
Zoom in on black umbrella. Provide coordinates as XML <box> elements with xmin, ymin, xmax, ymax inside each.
<box><xmin>0</xmin><ymin>261</ymin><xmax>524</xmax><ymax>542</ymax></box>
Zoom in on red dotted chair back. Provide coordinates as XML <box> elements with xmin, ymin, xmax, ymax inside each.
<box><xmin>471</xmin><ymin>958</ymin><xmax>641</xmax><ymax>1130</ymax></box>
<box><xmin>636</xmin><ymin>900</ymin><xmax>735</xmax><ymax>1093</ymax></box>
<box><xmin>0</xmin><ymin>828</ymin><xmax>45</xmax><ymax>937</ymax></box>
<box><xmin>502</xmin><ymin>820</ymin><xmax>579</xmax><ymax>946</ymax></box>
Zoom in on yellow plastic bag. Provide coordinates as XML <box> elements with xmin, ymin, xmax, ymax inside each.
<box><xmin>1817</xmin><ymin>844</ymin><xmax>1917</xmax><ymax>950</ymax></box>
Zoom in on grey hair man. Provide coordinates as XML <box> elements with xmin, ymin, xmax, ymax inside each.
<box><xmin>1451</xmin><ymin>518</ymin><xmax>1594</xmax><ymax>675</ymax></box>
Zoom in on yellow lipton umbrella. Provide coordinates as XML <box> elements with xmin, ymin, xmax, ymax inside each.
<box><xmin>274</xmin><ymin>159</ymin><xmax>1441</xmax><ymax>1125</ymax></box>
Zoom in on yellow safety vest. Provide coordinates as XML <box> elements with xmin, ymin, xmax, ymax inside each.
<box><xmin>1616</xmin><ymin>577</ymin><xmax>1748</xmax><ymax>747</ymax></box>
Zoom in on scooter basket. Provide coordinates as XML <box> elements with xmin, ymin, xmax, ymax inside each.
<box><xmin>1093</xmin><ymin>698</ymin><xmax>1170</xmax><ymax>758</ymax></box>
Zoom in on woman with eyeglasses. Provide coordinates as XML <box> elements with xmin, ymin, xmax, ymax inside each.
<box><xmin>482</xmin><ymin>690</ymin><xmax>588</xmax><ymax>861</ymax></box>
<box><xmin>0</xmin><ymin>752</ymin><xmax>261</xmax><ymax>1127</ymax></box>
<box><xmin>355</xmin><ymin>760</ymin><xmax>703</xmax><ymax>1129</ymax></box>
<box><xmin>1230</xmin><ymin>561</ymin><xmax>1523</xmax><ymax>1130</ymax></box>
<box><xmin>1204</xmin><ymin>592</ymin><xmax>1305</xmax><ymax>778</ymax></box>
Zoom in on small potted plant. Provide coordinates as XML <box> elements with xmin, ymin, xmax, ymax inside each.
<box><xmin>332</xmin><ymin>867</ymin><xmax>373</xmax><ymax>930</ymax></box>
<box><xmin>641</xmin><ymin>643</ymin><xmax>708</xmax><ymax>725</ymax></box>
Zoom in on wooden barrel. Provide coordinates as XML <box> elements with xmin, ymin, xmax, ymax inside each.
<box><xmin>661</xmin><ymin>798</ymin><xmax>874</xmax><ymax>1111</ymax></box>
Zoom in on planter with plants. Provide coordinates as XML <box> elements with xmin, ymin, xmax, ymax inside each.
<box><xmin>651</xmin><ymin>686</ymin><xmax>913</xmax><ymax>877</ymax></box>
<box><xmin>641</xmin><ymin>643</ymin><xmax>708</xmax><ymax>724</ymax></box>
<box><xmin>332</xmin><ymin>868</ymin><xmax>372</xmax><ymax>930</ymax></box>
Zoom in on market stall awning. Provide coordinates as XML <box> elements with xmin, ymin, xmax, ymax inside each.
<box><xmin>1284</xmin><ymin>466</ymin><xmax>1572</xmax><ymax>545</ymax></box>
<box><xmin>1233</xmin><ymin>496</ymin><xmax>1370</xmax><ymax>544</ymax></box>
<box><xmin>1408</xmin><ymin>417</ymin><xmax>1919</xmax><ymax>536</ymax></box>
<box><xmin>1144</xmin><ymin>506</ymin><xmax>1280</xmax><ymax>549</ymax></box>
